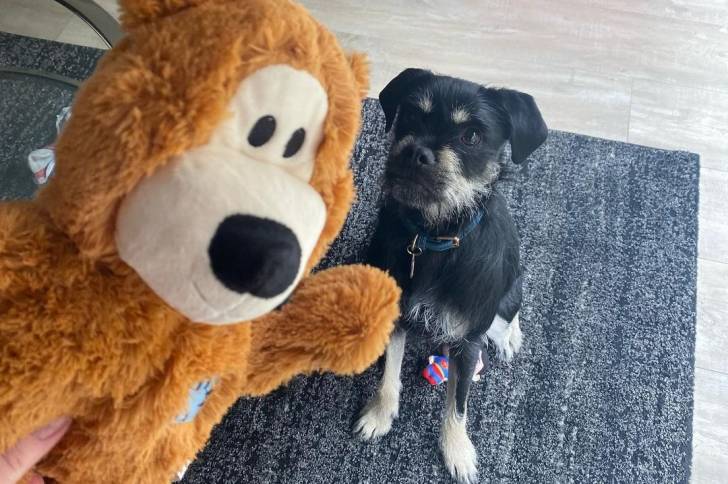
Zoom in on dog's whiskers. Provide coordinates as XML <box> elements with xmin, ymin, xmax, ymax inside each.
<box><xmin>420</xmin><ymin>161</ymin><xmax>500</xmax><ymax>226</ymax></box>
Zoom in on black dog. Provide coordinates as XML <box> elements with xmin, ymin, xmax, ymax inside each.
<box><xmin>354</xmin><ymin>68</ymin><xmax>547</xmax><ymax>483</ymax></box>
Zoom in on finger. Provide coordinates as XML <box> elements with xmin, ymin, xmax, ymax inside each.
<box><xmin>27</xmin><ymin>474</ymin><xmax>45</xmax><ymax>484</ymax></box>
<box><xmin>0</xmin><ymin>417</ymin><xmax>71</xmax><ymax>484</ymax></box>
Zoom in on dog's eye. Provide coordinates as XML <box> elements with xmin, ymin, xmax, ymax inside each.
<box><xmin>461</xmin><ymin>128</ymin><xmax>482</xmax><ymax>146</ymax></box>
<box><xmin>401</xmin><ymin>110</ymin><xmax>418</xmax><ymax>125</ymax></box>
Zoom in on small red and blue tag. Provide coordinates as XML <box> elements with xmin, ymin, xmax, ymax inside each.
<box><xmin>422</xmin><ymin>351</ymin><xmax>485</xmax><ymax>386</ymax></box>
<box><xmin>422</xmin><ymin>355</ymin><xmax>449</xmax><ymax>385</ymax></box>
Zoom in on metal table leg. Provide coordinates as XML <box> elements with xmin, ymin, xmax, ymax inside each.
<box><xmin>53</xmin><ymin>0</ymin><xmax>122</xmax><ymax>47</ymax></box>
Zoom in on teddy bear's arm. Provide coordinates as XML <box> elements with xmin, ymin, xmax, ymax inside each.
<box><xmin>0</xmin><ymin>202</ymin><xmax>87</xmax><ymax>452</ymax></box>
<box><xmin>243</xmin><ymin>264</ymin><xmax>400</xmax><ymax>396</ymax></box>
<box><xmin>0</xmin><ymin>202</ymin><xmax>181</xmax><ymax>454</ymax></box>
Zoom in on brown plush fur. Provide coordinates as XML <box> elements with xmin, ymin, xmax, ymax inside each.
<box><xmin>0</xmin><ymin>1</ymin><xmax>400</xmax><ymax>482</ymax></box>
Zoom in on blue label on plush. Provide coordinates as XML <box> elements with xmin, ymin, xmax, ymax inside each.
<box><xmin>175</xmin><ymin>378</ymin><xmax>216</xmax><ymax>424</ymax></box>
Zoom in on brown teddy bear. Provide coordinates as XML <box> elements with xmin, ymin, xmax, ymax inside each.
<box><xmin>0</xmin><ymin>0</ymin><xmax>400</xmax><ymax>482</ymax></box>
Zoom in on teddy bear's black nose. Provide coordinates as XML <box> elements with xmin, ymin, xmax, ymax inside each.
<box><xmin>208</xmin><ymin>214</ymin><xmax>302</xmax><ymax>298</ymax></box>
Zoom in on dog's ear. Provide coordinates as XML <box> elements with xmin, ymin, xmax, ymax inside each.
<box><xmin>379</xmin><ymin>68</ymin><xmax>433</xmax><ymax>132</ymax></box>
<box><xmin>482</xmin><ymin>88</ymin><xmax>548</xmax><ymax>164</ymax></box>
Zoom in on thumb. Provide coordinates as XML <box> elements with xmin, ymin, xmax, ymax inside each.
<box><xmin>0</xmin><ymin>417</ymin><xmax>71</xmax><ymax>484</ymax></box>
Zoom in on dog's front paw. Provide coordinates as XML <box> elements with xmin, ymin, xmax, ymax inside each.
<box><xmin>498</xmin><ymin>340</ymin><xmax>515</xmax><ymax>362</ymax></box>
<box><xmin>354</xmin><ymin>391</ymin><xmax>399</xmax><ymax>440</ymax></box>
<box><xmin>440</xmin><ymin>415</ymin><xmax>478</xmax><ymax>483</ymax></box>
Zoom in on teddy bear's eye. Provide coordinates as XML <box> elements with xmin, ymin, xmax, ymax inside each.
<box><xmin>248</xmin><ymin>115</ymin><xmax>276</xmax><ymax>147</ymax></box>
<box><xmin>283</xmin><ymin>128</ymin><xmax>306</xmax><ymax>158</ymax></box>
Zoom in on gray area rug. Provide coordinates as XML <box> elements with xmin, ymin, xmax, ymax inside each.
<box><xmin>0</xmin><ymin>33</ymin><xmax>698</xmax><ymax>484</ymax></box>
<box><xmin>184</xmin><ymin>100</ymin><xmax>698</xmax><ymax>484</ymax></box>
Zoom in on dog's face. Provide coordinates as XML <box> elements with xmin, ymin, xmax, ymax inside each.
<box><xmin>380</xmin><ymin>69</ymin><xmax>547</xmax><ymax>223</ymax></box>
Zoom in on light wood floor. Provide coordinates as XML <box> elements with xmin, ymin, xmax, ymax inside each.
<box><xmin>1</xmin><ymin>0</ymin><xmax>726</xmax><ymax>481</ymax></box>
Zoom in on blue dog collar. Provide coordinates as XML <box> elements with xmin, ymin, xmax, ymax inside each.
<box><xmin>404</xmin><ymin>210</ymin><xmax>484</xmax><ymax>252</ymax></box>
<box><xmin>404</xmin><ymin>210</ymin><xmax>484</xmax><ymax>278</ymax></box>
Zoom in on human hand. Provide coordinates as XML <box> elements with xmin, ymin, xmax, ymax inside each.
<box><xmin>0</xmin><ymin>417</ymin><xmax>71</xmax><ymax>484</ymax></box>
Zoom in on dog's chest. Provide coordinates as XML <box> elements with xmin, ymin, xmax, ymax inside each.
<box><xmin>394</xmin><ymin>251</ymin><xmax>473</xmax><ymax>342</ymax></box>
<box><xmin>376</xmin><ymin>227</ymin><xmax>465</xmax><ymax>332</ymax></box>
<box><xmin>401</xmin><ymin>284</ymin><xmax>470</xmax><ymax>343</ymax></box>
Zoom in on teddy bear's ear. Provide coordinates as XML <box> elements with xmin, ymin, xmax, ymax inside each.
<box><xmin>119</xmin><ymin>0</ymin><xmax>213</xmax><ymax>30</ymax></box>
<box><xmin>347</xmin><ymin>52</ymin><xmax>370</xmax><ymax>100</ymax></box>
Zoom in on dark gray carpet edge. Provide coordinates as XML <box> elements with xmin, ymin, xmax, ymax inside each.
<box><xmin>0</xmin><ymin>32</ymin><xmax>698</xmax><ymax>484</ymax></box>
<box><xmin>0</xmin><ymin>32</ymin><xmax>104</xmax><ymax>200</ymax></box>
<box><xmin>183</xmin><ymin>99</ymin><xmax>698</xmax><ymax>484</ymax></box>
<box><xmin>0</xmin><ymin>32</ymin><xmax>104</xmax><ymax>81</ymax></box>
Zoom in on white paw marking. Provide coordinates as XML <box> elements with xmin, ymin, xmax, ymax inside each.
<box><xmin>486</xmin><ymin>313</ymin><xmax>523</xmax><ymax>362</ymax></box>
<box><xmin>354</xmin><ymin>390</ymin><xmax>399</xmax><ymax>440</ymax></box>
<box><xmin>440</xmin><ymin>415</ymin><xmax>478</xmax><ymax>483</ymax></box>
<box><xmin>510</xmin><ymin>312</ymin><xmax>523</xmax><ymax>354</ymax></box>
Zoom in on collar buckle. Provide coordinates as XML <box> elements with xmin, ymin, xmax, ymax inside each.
<box><xmin>434</xmin><ymin>236</ymin><xmax>461</xmax><ymax>248</ymax></box>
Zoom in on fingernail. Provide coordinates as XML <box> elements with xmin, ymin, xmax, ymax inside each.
<box><xmin>32</xmin><ymin>417</ymin><xmax>71</xmax><ymax>440</ymax></box>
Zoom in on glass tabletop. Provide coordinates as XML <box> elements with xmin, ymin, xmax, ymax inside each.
<box><xmin>0</xmin><ymin>1</ymin><xmax>120</xmax><ymax>201</ymax></box>
<box><xmin>0</xmin><ymin>70</ymin><xmax>78</xmax><ymax>201</ymax></box>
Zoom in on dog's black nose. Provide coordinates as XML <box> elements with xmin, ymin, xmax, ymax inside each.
<box><xmin>208</xmin><ymin>215</ymin><xmax>301</xmax><ymax>298</ymax></box>
<box><xmin>408</xmin><ymin>145</ymin><xmax>436</xmax><ymax>166</ymax></box>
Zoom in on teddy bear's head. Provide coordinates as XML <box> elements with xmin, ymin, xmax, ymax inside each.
<box><xmin>36</xmin><ymin>0</ymin><xmax>369</xmax><ymax>324</ymax></box>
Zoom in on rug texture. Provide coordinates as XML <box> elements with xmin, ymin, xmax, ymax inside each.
<box><xmin>0</xmin><ymin>32</ymin><xmax>103</xmax><ymax>200</ymax></box>
<box><xmin>184</xmin><ymin>99</ymin><xmax>699</xmax><ymax>484</ymax></box>
<box><xmin>0</xmin><ymin>33</ymin><xmax>699</xmax><ymax>484</ymax></box>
